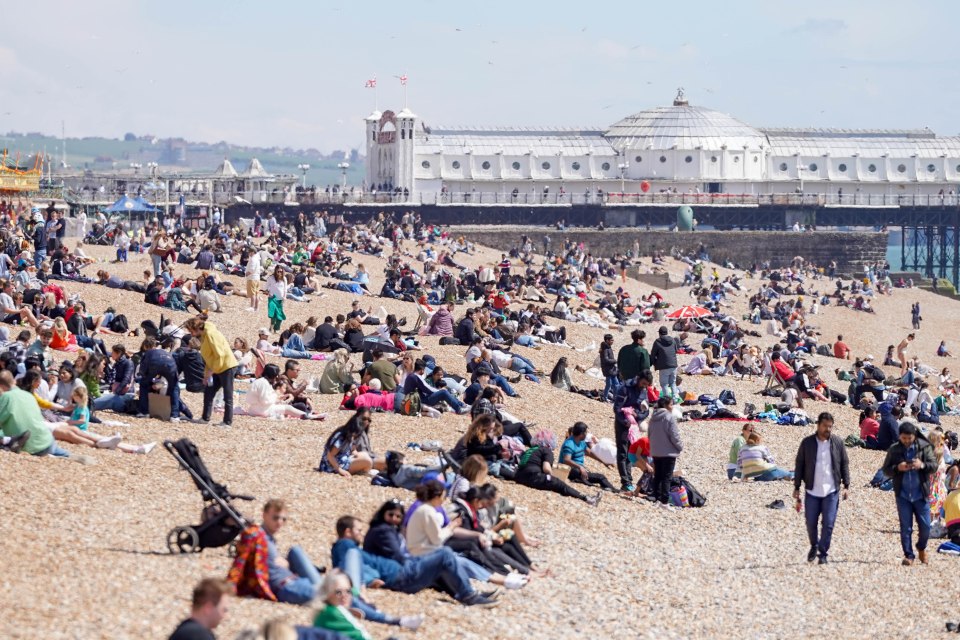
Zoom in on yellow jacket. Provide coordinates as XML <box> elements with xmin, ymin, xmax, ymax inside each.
<box><xmin>201</xmin><ymin>322</ymin><xmax>238</xmax><ymax>374</ymax></box>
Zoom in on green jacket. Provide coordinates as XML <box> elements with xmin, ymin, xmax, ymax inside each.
<box><xmin>617</xmin><ymin>343</ymin><xmax>650</xmax><ymax>381</ymax></box>
<box><xmin>313</xmin><ymin>604</ymin><xmax>372</xmax><ymax>640</ymax></box>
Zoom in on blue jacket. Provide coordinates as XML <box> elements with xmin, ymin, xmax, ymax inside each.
<box><xmin>111</xmin><ymin>355</ymin><xmax>135</xmax><ymax>395</ymax></box>
<box><xmin>613</xmin><ymin>377</ymin><xmax>651</xmax><ymax>427</ymax></box>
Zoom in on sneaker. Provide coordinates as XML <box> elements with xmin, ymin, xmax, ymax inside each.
<box><xmin>170</xmin><ymin>417</ymin><xmax>182</xmax><ymax>423</ymax></box>
<box><xmin>134</xmin><ymin>413</ymin><xmax>149</xmax><ymax>419</ymax></box>
<box><xmin>189</xmin><ymin>418</ymin><xmax>207</xmax><ymax>424</ymax></box>
<box><xmin>818</xmin><ymin>556</ymin><xmax>829</xmax><ymax>565</ymax></box>
<box><xmin>658</xmin><ymin>502</ymin><xmax>676</xmax><ymax>512</ymax></box>
<box><xmin>502</xmin><ymin>573</ymin><xmax>527</xmax><ymax>590</ymax></box>
<box><xmin>456</xmin><ymin>406</ymin><xmax>471</xmax><ymax>415</ymax></box>
<box><xmin>621</xmin><ymin>484</ymin><xmax>636</xmax><ymax>493</ymax></box>
<box><xmin>96</xmin><ymin>434</ymin><xmax>122</xmax><ymax>450</ymax></box>
<box><xmin>214</xmin><ymin>422</ymin><xmax>232</xmax><ymax>428</ymax></box>
<box><xmin>460</xmin><ymin>593</ymin><xmax>499</xmax><ymax>608</ymax></box>
<box><xmin>399</xmin><ymin>615</ymin><xmax>424</xmax><ymax>631</ymax></box>
<box><xmin>807</xmin><ymin>546</ymin><xmax>817</xmax><ymax>563</ymax></box>
<box><xmin>586</xmin><ymin>491</ymin><xmax>602</xmax><ymax>507</ymax></box>
<box><xmin>478</xmin><ymin>588</ymin><xmax>501</xmax><ymax>599</ymax></box>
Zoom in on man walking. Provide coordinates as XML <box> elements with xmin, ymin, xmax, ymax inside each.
<box><xmin>882</xmin><ymin>422</ymin><xmax>937</xmax><ymax>565</ymax></box>
<box><xmin>793</xmin><ymin>412</ymin><xmax>850</xmax><ymax>565</ymax></box>
<box><xmin>612</xmin><ymin>370</ymin><xmax>653</xmax><ymax>492</ymax></box>
<box><xmin>650</xmin><ymin>326</ymin><xmax>679</xmax><ymax>399</ymax></box>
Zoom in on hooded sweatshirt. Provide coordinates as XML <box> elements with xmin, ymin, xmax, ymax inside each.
<box><xmin>651</xmin><ymin>335</ymin><xmax>679</xmax><ymax>370</ymax></box>
<box><xmin>648</xmin><ymin>407</ymin><xmax>683</xmax><ymax>458</ymax></box>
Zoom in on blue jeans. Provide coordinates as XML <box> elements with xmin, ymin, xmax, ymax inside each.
<box><xmin>275</xmin><ymin>546</ymin><xmax>322</xmax><ymax>605</ymax></box>
<box><xmin>492</xmin><ymin>374</ymin><xmax>516</xmax><ymax>397</ymax></box>
<box><xmin>658</xmin><ymin>368</ymin><xmax>677</xmax><ymax>398</ymax></box>
<box><xmin>340</xmin><ymin>549</ymin><xmax>392</xmax><ymax>624</ymax></box>
<box><xmin>35</xmin><ymin>248</ymin><xmax>46</xmax><ymax>269</ymax></box>
<box><xmin>116</xmin><ymin>248</ymin><xmax>128</xmax><ymax>262</ymax></box>
<box><xmin>426</xmin><ymin>389</ymin><xmax>465</xmax><ymax>412</ymax></box>
<box><xmin>515</xmin><ymin>335</ymin><xmax>536</xmax><ymax>347</ymax></box>
<box><xmin>138</xmin><ymin>363</ymin><xmax>181</xmax><ymax>419</ymax></box>
<box><xmin>754</xmin><ymin>467</ymin><xmax>794</xmax><ymax>481</ymax></box>
<box><xmin>603</xmin><ymin>375</ymin><xmax>620</xmax><ymax>401</ymax></box>
<box><xmin>387</xmin><ymin>547</ymin><xmax>477</xmax><ymax>601</ymax></box>
<box><xmin>805</xmin><ymin>490</ymin><xmax>839</xmax><ymax>558</ymax></box>
<box><xmin>93</xmin><ymin>392</ymin><xmax>133</xmax><ymax>412</ymax></box>
<box><xmin>896</xmin><ymin>494</ymin><xmax>931</xmax><ymax>559</ymax></box>
<box><xmin>35</xmin><ymin>442</ymin><xmax>71</xmax><ymax>457</ymax></box>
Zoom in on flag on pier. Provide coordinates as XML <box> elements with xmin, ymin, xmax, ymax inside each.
<box><xmin>365</xmin><ymin>77</ymin><xmax>377</xmax><ymax>88</ymax></box>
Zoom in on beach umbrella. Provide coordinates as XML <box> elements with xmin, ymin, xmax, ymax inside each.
<box><xmin>666</xmin><ymin>305</ymin><xmax>712</xmax><ymax>319</ymax></box>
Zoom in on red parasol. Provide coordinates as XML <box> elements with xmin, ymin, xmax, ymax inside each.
<box><xmin>665</xmin><ymin>305</ymin><xmax>712</xmax><ymax>319</ymax></box>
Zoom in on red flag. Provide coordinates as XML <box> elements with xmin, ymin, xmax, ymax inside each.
<box><xmin>365</xmin><ymin>78</ymin><xmax>377</xmax><ymax>88</ymax></box>
<box><xmin>399</xmin><ymin>74</ymin><xmax>408</xmax><ymax>86</ymax></box>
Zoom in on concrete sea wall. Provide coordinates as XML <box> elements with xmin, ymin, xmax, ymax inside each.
<box><xmin>447</xmin><ymin>227</ymin><xmax>888</xmax><ymax>273</ymax></box>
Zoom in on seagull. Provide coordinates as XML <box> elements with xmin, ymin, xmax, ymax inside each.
<box><xmin>581</xmin><ymin>27</ymin><xmax>587</xmax><ymax>32</ymax></box>
<box><xmin>455</xmin><ymin>27</ymin><xmax>463</xmax><ymax>31</ymax></box>
<box><xmin>601</xmin><ymin>104</ymin><xmax>614</xmax><ymax>110</ymax></box>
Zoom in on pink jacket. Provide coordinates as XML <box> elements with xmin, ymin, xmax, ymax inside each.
<box><xmin>353</xmin><ymin>392</ymin><xmax>396</xmax><ymax>412</ymax></box>
<box><xmin>427</xmin><ymin>307</ymin><xmax>454</xmax><ymax>336</ymax></box>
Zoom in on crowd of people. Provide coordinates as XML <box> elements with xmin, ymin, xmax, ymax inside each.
<box><xmin>1</xmin><ymin>204</ymin><xmax>959</xmax><ymax>638</ymax></box>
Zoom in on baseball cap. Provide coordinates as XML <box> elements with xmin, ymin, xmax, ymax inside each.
<box><xmin>420</xmin><ymin>470</ymin><xmax>450</xmax><ymax>488</ymax></box>
<box><xmin>258</xmin><ymin>327</ymin><xmax>269</xmax><ymax>335</ymax></box>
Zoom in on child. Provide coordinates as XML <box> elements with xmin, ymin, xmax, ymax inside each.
<box><xmin>68</xmin><ymin>386</ymin><xmax>90</xmax><ymax>432</ymax></box>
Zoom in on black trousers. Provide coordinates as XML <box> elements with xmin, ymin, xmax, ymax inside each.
<box><xmin>202</xmin><ymin>366</ymin><xmax>236</xmax><ymax>425</ymax></box>
<box><xmin>568</xmin><ymin>466</ymin><xmax>615</xmax><ymax>490</ymax></box>
<box><xmin>652</xmin><ymin>456</ymin><xmax>677</xmax><ymax>504</ymax></box>
<box><xmin>614</xmin><ymin>420</ymin><xmax>632</xmax><ymax>488</ymax></box>
<box><xmin>516</xmin><ymin>471</ymin><xmax>586</xmax><ymax>501</ymax></box>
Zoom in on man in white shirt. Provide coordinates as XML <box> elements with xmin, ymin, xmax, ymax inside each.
<box><xmin>245</xmin><ymin>249</ymin><xmax>262</xmax><ymax>312</ymax></box>
<box><xmin>793</xmin><ymin>412</ymin><xmax>850</xmax><ymax>564</ymax></box>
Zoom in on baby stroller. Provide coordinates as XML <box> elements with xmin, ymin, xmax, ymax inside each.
<box><xmin>164</xmin><ymin>438</ymin><xmax>253</xmax><ymax>554</ymax></box>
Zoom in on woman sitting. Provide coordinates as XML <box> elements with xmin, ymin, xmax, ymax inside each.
<box><xmin>938</xmin><ymin>341</ymin><xmax>953</xmax><ymax>357</ymax></box>
<box><xmin>50</xmin><ymin>317</ymin><xmax>80</xmax><ymax>352</ymax></box>
<box><xmin>244</xmin><ymin>363</ymin><xmax>323</xmax><ymax>420</ymax></box>
<box><xmin>514</xmin><ymin>429</ymin><xmax>601</xmax><ymax>506</ymax></box>
<box><xmin>404</xmin><ymin>479</ymin><xmax>528</xmax><ymax>589</ymax></box>
<box><xmin>449</xmin><ymin>484</ymin><xmax>532</xmax><ymax>574</ymax></box>
<box><xmin>312</xmin><ymin>571</ymin><xmax>374</xmax><ymax>640</ymax></box>
<box><xmin>736</xmin><ymin>431</ymin><xmax>794</xmax><ymax>481</ymax></box>
<box><xmin>859</xmin><ymin>406</ymin><xmax>881</xmax><ymax>449</ymax></box>
<box><xmin>319</xmin><ymin>408</ymin><xmax>386</xmax><ymax>476</ymax></box>
<box><xmin>319</xmin><ymin>348</ymin><xmax>357</xmax><ymax>394</ymax></box>
<box><xmin>448</xmin><ymin>455</ymin><xmax>540</xmax><ymax>547</ymax></box>
<box><xmin>343</xmin><ymin>317</ymin><xmax>366</xmax><ymax>353</ymax></box>
<box><xmin>470</xmin><ymin>386</ymin><xmax>532</xmax><ymax>446</ymax></box>
<box><xmin>549</xmin><ymin>357</ymin><xmax>601</xmax><ymax>400</ymax></box>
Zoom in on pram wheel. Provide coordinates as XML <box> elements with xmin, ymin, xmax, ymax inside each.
<box><xmin>167</xmin><ymin>526</ymin><xmax>200</xmax><ymax>554</ymax></box>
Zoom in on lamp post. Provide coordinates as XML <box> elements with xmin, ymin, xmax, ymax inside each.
<box><xmin>337</xmin><ymin>161</ymin><xmax>350</xmax><ymax>191</ymax></box>
<box><xmin>618</xmin><ymin>160</ymin><xmax>629</xmax><ymax>198</ymax></box>
<box><xmin>130</xmin><ymin>162</ymin><xmax>142</xmax><ymax>174</ymax></box>
<box><xmin>297</xmin><ymin>163</ymin><xmax>310</xmax><ymax>189</ymax></box>
<box><xmin>146</xmin><ymin>161</ymin><xmax>158</xmax><ymax>177</ymax></box>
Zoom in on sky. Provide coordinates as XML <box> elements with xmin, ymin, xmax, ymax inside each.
<box><xmin>3</xmin><ymin>0</ymin><xmax>960</xmax><ymax>153</ymax></box>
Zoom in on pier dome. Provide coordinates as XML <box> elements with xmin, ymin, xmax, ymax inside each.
<box><xmin>604</xmin><ymin>90</ymin><xmax>766</xmax><ymax>151</ymax></box>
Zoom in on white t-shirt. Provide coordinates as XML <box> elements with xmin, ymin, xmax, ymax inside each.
<box><xmin>808</xmin><ymin>438</ymin><xmax>836</xmax><ymax>498</ymax></box>
<box><xmin>0</xmin><ymin>292</ymin><xmax>16</xmax><ymax>313</ymax></box>
<box><xmin>246</xmin><ymin>252</ymin><xmax>262</xmax><ymax>280</ymax></box>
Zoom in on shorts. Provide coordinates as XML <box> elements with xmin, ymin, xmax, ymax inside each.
<box><xmin>246</xmin><ymin>279</ymin><xmax>260</xmax><ymax>298</ymax></box>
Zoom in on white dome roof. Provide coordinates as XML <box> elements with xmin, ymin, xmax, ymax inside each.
<box><xmin>605</xmin><ymin>98</ymin><xmax>766</xmax><ymax>151</ymax></box>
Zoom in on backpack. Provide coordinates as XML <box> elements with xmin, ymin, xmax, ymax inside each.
<box><xmin>718</xmin><ymin>389</ymin><xmax>737</xmax><ymax>405</ymax></box>
<box><xmin>400</xmin><ymin>391</ymin><xmax>422</xmax><ymax>416</ymax></box>
<box><xmin>697</xmin><ymin>394</ymin><xmax>717</xmax><ymax>405</ymax></box>
<box><xmin>108</xmin><ymin>314</ymin><xmax>129</xmax><ymax>334</ymax></box>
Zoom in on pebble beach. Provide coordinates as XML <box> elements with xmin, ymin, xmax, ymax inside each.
<box><xmin>1</xmin><ymin>236</ymin><xmax>957</xmax><ymax>640</ymax></box>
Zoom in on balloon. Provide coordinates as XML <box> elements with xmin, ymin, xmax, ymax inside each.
<box><xmin>640</xmin><ymin>181</ymin><xmax>650</xmax><ymax>193</ymax></box>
